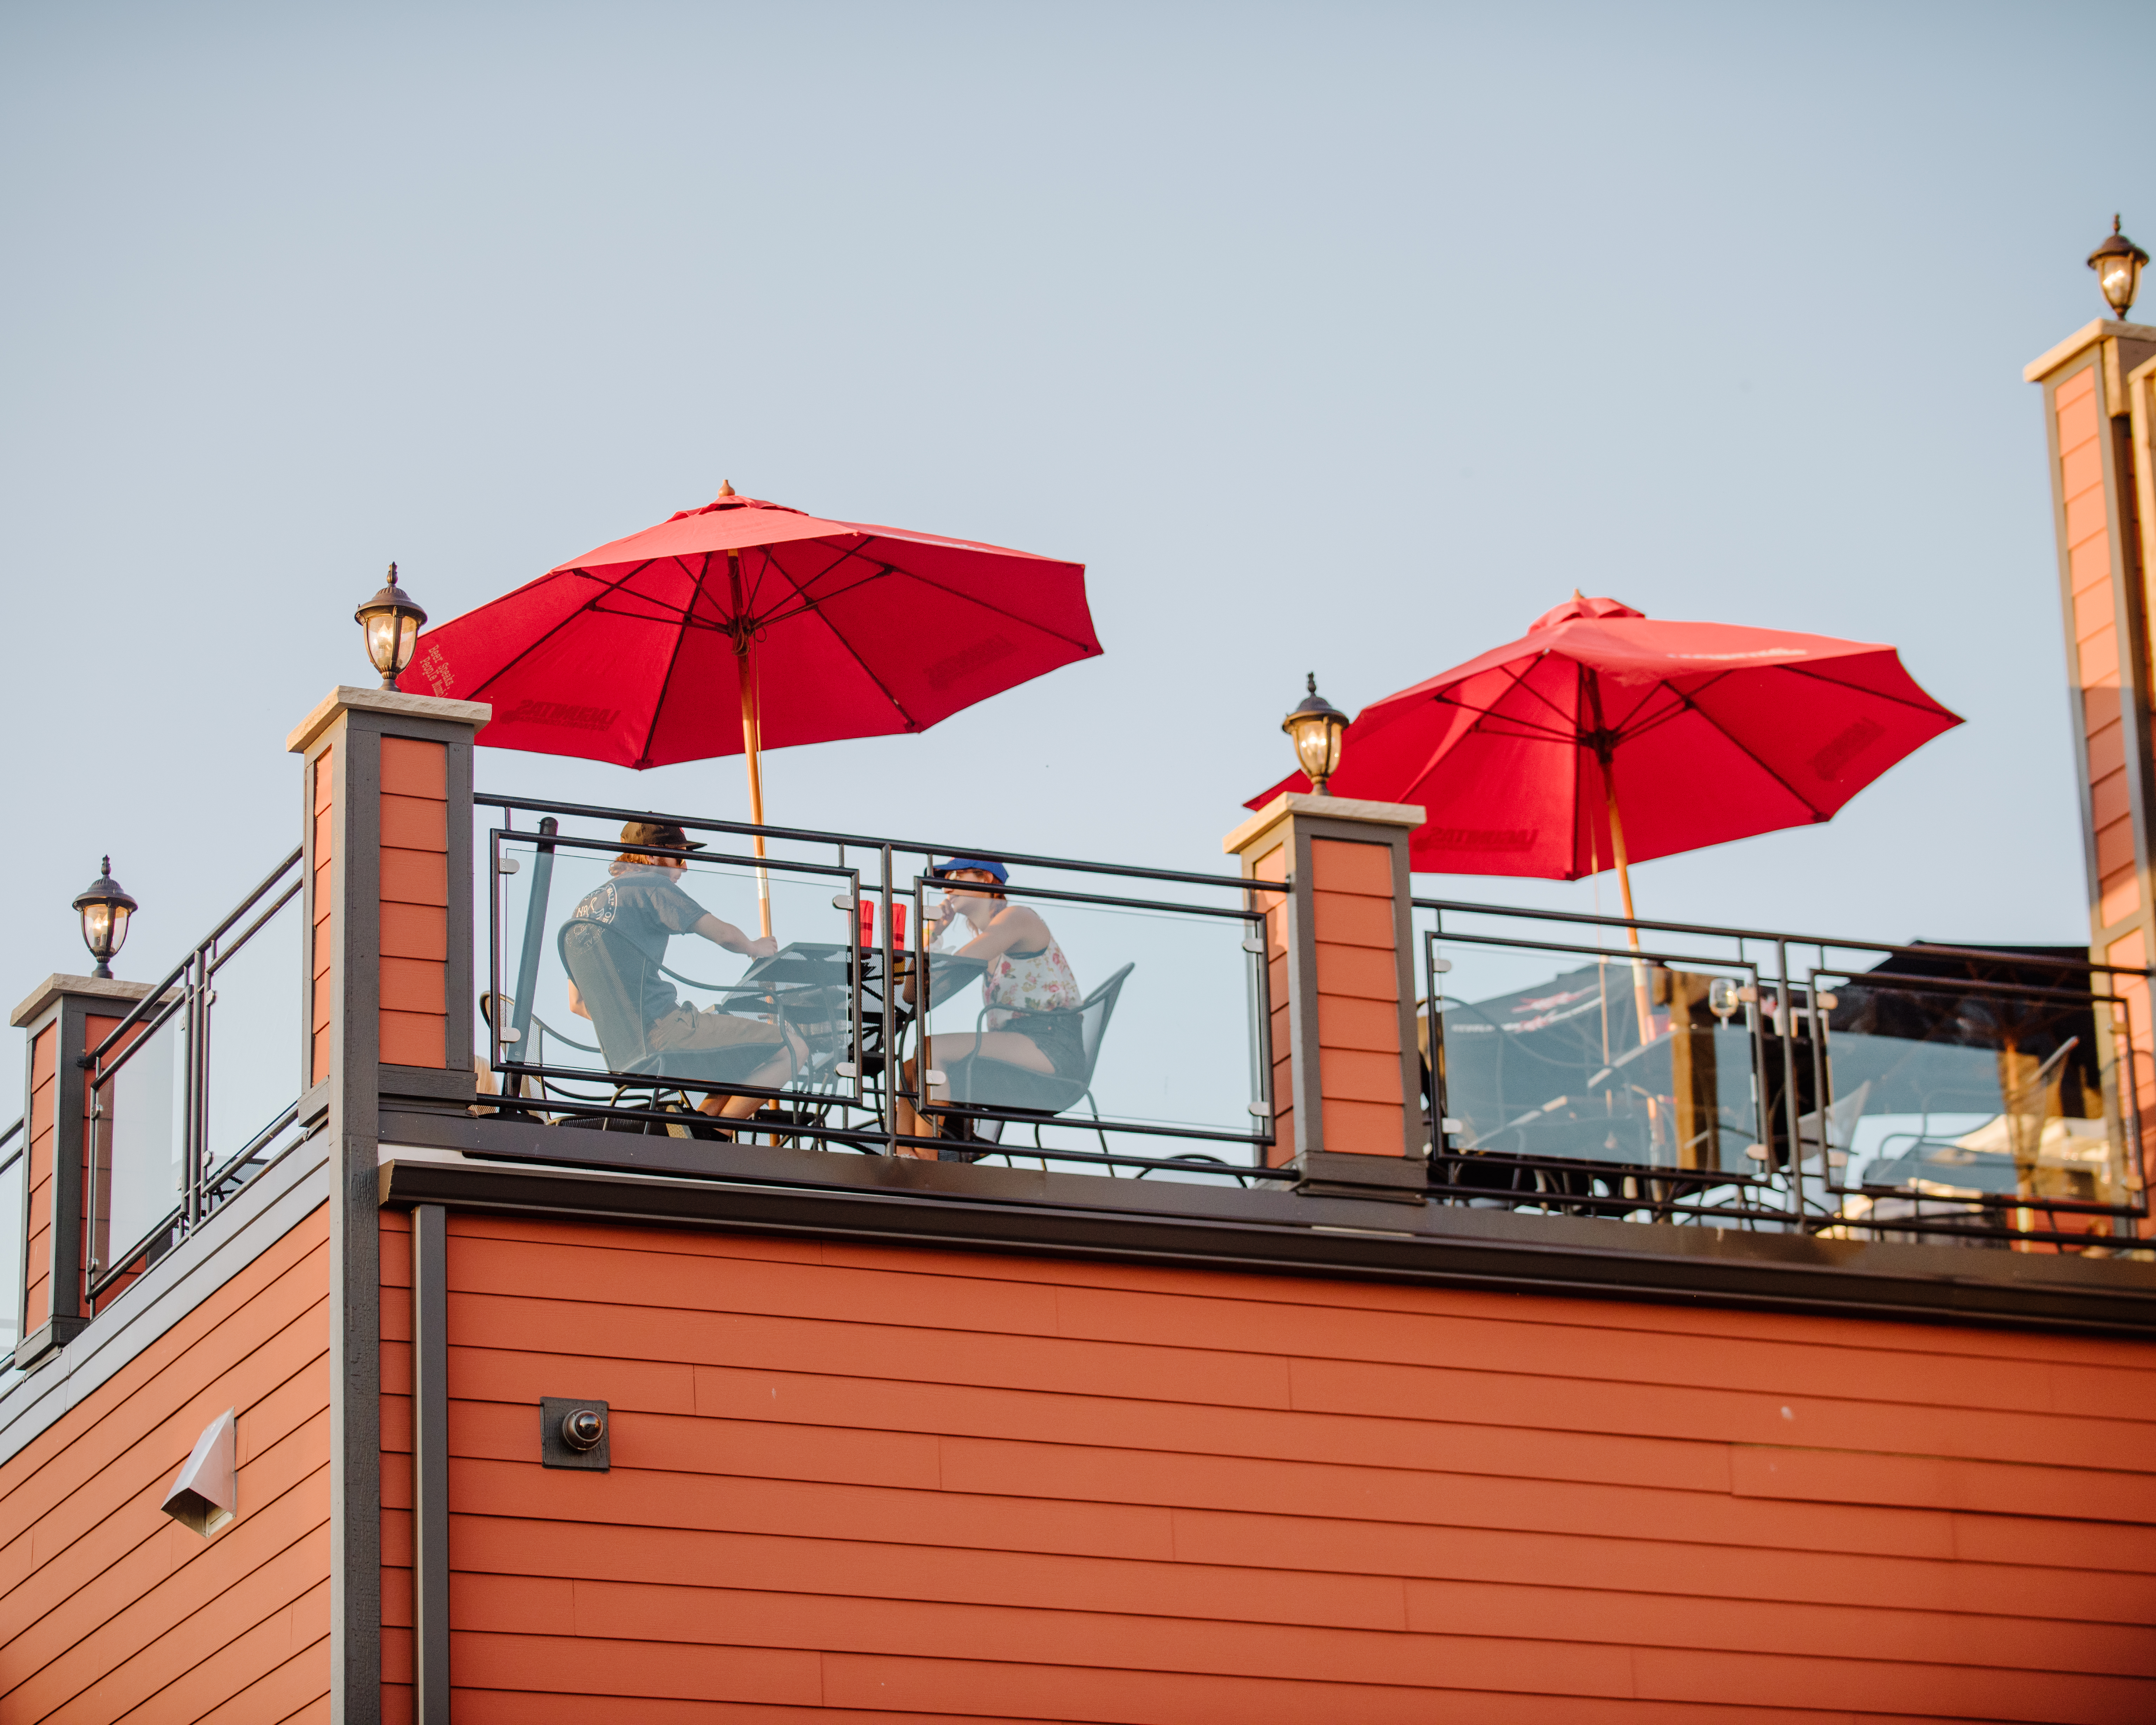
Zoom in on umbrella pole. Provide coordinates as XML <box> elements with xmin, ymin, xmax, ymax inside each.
<box><xmin>1598</xmin><ymin>753</ymin><xmax>1656</xmax><ymax>1049</ymax></box>
<box><xmin>736</xmin><ymin>636</ymin><xmax>774</xmax><ymax>939</ymax></box>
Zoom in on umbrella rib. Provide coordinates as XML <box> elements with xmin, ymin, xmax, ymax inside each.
<box><xmin>893</xmin><ymin>561</ymin><xmax>1099</xmax><ymax>653</ymax></box>
<box><xmin>806</xmin><ymin>598</ymin><xmax>926</xmax><ymax>731</ymax></box>
<box><xmin>459</xmin><ymin>571</ymin><xmax>623</xmax><ymax>698</ymax></box>
<box><xmin>636</xmin><ymin>557</ymin><xmax>706</xmax><ymax>769</ymax></box>
<box><xmin>1773</xmin><ymin>663</ymin><xmax>1958</xmax><ymax>716</ymax></box>
<box><xmin>1676</xmin><ymin>699</ymin><xmax>1833</xmax><ymax>820</ymax></box>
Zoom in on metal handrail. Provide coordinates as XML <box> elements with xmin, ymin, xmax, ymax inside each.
<box><xmin>1414</xmin><ymin>894</ymin><xmax>2150</xmax><ymax>1248</ymax></box>
<box><xmin>82</xmin><ymin>849</ymin><xmax>308</xmax><ymax>1300</ymax></box>
<box><xmin>480</xmin><ymin>795</ymin><xmax>1283</xmax><ymax>1175</ymax></box>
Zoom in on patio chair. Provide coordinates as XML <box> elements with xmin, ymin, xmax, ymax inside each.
<box><xmin>558</xmin><ymin>920</ymin><xmax>781</xmax><ymax>1090</ymax></box>
<box><xmin>936</xmin><ymin>963</ymin><xmax>1134</xmax><ymax>1157</ymax></box>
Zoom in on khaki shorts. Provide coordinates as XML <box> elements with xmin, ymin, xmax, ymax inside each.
<box><xmin>646</xmin><ymin>1004</ymin><xmax>785</xmax><ymax>1053</ymax></box>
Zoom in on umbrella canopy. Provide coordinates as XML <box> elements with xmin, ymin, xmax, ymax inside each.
<box><xmin>1250</xmin><ymin>593</ymin><xmax>1963</xmax><ymax>881</ymax></box>
<box><xmin>408</xmin><ymin>486</ymin><xmax>1100</xmax><ymax>769</ymax></box>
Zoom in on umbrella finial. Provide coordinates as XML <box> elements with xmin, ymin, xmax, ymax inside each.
<box><xmin>717</xmin><ymin>479</ymin><xmax>736</xmax><ymax>498</ymax></box>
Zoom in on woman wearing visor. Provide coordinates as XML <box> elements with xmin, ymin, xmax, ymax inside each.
<box><xmin>896</xmin><ymin>857</ymin><xmax>1083</xmax><ymax>1154</ymax></box>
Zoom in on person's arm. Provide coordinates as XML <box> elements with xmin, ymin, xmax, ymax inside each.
<box><xmin>954</xmin><ymin>904</ymin><xmax>1050</xmax><ymax>964</ymax></box>
<box><xmin>694</xmin><ymin>911</ymin><xmax>778</xmax><ymax>959</ymax></box>
<box><xmin>566</xmin><ymin>977</ymin><xmax>590</xmax><ymax>1021</ymax></box>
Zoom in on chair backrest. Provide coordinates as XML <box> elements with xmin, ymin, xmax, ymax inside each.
<box><xmin>558</xmin><ymin>920</ymin><xmax>652</xmax><ymax>1075</ymax></box>
<box><xmin>1074</xmin><ymin>963</ymin><xmax>1135</xmax><ymax>1085</ymax></box>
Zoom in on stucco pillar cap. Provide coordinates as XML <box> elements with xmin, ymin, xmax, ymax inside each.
<box><xmin>287</xmin><ymin>686</ymin><xmax>493</xmax><ymax>755</ymax></box>
<box><xmin>1223</xmin><ymin>792</ymin><xmax>1426</xmax><ymax>859</ymax></box>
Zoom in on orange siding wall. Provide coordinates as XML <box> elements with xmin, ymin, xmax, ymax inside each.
<box><xmin>22</xmin><ymin>1027</ymin><xmax>55</xmax><ymax>1339</ymax></box>
<box><xmin>408</xmin><ymin>1214</ymin><xmax>2156</xmax><ymax>1721</ymax></box>
<box><xmin>2059</xmin><ymin>370</ymin><xmax>2134</xmax><ymax>919</ymax></box>
<box><xmin>1254</xmin><ymin>848</ymin><xmax>1291</xmax><ymax>1167</ymax></box>
<box><xmin>0</xmin><ymin>1203</ymin><xmax>332</xmax><ymax>1720</ymax></box>
<box><xmin>379</xmin><ymin>738</ymin><xmax>449</xmax><ymax>1070</ymax></box>
<box><xmin>311</xmin><ymin>749</ymin><xmax>334</xmax><ymax>1088</ymax></box>
<box><xmin>1308</xmin><ymin>837</ymin><xmax>1403</xmax><ymax>1154</ymax></box>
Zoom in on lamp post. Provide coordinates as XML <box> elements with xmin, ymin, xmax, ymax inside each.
<box><xmin>1281</xmin><ymin>673</ymin><xmax>1349</xmax><ymax>796</ymax></box>
<box><xmin>354</xmin><ymin>563</ymin><xmax>428</xmax><ymax>691</ymax></box>
<box><xmin>72</xmin><ymin>857</ymin><xmax>137</xmax><ymax>980</ymax></box>
<box><xmin>2089</xmin><ymin>215</ymin><xmax>2148</xmax><ymax>321</ymax></box>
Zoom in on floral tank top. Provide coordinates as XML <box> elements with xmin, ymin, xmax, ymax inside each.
<box><xmin>983</xmin><ymin>938</ymin><xmax>1083</xmax><ymax>1028</ymax></box>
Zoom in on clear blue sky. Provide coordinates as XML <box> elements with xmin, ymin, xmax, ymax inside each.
<box><xmin>2</xmin><ymin>0</ymin><xmax>2150</xmax><ymax>1004</ymax></box>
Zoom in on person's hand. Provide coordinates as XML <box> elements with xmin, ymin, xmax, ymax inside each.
<box><xmin>746</xmin><ymin>934</ymin><xmax>780</xmax><ymax>959</ymax></box>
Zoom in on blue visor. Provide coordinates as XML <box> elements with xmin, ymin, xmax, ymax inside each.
<box><xmin>927</xmin><ymin>856</ymin><xmax>1009</xmax><ymax>884</ymax></box>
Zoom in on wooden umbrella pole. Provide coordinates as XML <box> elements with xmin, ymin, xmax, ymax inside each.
<box><xmin>730</xmin><ymin>552</ymin><xmax>773</xmax><ymax>939</ymax></box>
<box><xmin>1598</xmin><ymin>752</ymin><xmax>1656</xmax><ymax>1049</ymax></box>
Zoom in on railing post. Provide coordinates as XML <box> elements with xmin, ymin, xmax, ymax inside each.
<box><xmin>1224</xmin><ymin>793</ymin><xmax>1428</xmax><ymax>1203</ymax></box>
<box><xmin>8</xmin><ymin>976</ymin><xmax>156</xmax><ymax>1368</ymax></box>
<box><xmin>286</xmin><ymin>684</ymin><xmax>490</xmax><ymax>1724</ymax></box>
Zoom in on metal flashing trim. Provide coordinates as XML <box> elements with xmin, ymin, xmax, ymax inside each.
<box><xmin>285</xmin><ymin>686</ymin><xmax>492</xmax><ymax>756</ymax></box>
<box><xmin>1291</xmin><ymin>1149</ymin><xmax>1428</xmax><ymax>1203</ymax></box>
<box><xmin>375</xmin><ymin>1120</ymin><xmax>2156</xmax><ymax>1336</ymax></box>
<box><xmin>0</xmin><ymin>1129</ymin><xmax>331</xmax><ymax>1472</ymax></box>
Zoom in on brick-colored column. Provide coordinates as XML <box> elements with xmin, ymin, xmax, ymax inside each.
<box><xmin>9</xmin><ymin>976</ymin><xmax>155</xmax><ymax>1366</ymax></box>
<box><xmin>1225</xmin><ymin>793</ymin><xmax>1426</xmax><ymax>1202</ymax></box>
<box><xmin>285</xmin><ymin>684</ymin><xmax>488</xmax><ymax>1718</ymax></box>
<box><xmin>2029</xmin><ymin>319</ymin><xmax>2156</xmax><ymax>1232</ymax></box>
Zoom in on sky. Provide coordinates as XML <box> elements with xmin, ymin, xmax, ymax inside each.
<box><xmin>2</xmin><ymin>0</ymin><xmax>2151</xmax><ymax>1023</ymax></box>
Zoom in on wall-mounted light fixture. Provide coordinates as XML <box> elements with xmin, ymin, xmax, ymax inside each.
<box><xmin>161</xmin><ymin>1409</ymin><xmax>238</xmax><ymax>1536</ymax></box>
<box><xmin>1281</xmin><ymin>673</ymin><xmax>1349</xmax><ymax>796</ymax></box>
<box><xmin>355</xmin><ymin>562</ymin><xmax>428</xmax><ymax>691</ymax></box>
<box><xmin>2090</xmin><ymin>216</ymin><xmax>2148</xmax><ymax>321</ymax></box>
<box><xmin>72</xmin><ymin>857</ymin><xmax>137</xmax><ymax>980</ymax></box>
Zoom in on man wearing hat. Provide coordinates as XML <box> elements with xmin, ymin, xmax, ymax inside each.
<box><xmin>563</xmin><ymin>821</ymin><xmax>793</xmax><ymax>1123</ymax></box>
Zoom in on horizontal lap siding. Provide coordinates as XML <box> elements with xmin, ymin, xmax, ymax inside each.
<box><xmin>421</xmin><ymin>1214</ymin><xmax>2156</xmax><ymax>1722</ymax></box>
<box><xmin>24</xmin><ymin>1026</ymin><xmax>55</xmax><ymax>1336</ymax></box>
<box><xmin>0</xmin><ymin>1202</ymin><xmax>332</xmax><ymax>1719</ymax></box>
<box><xmin>311</xmin><ymin>749</ymin><xmax>334</xmax><ymax>1087</ymax></box>
<box><xmin>2059</xmin><ymin>374</ymin><xmax>2137</xmax><ymax>911</ymax></box>
<box><xmin>379</xmin><ymin>737</ymin><xmax>449</xmax><ymax>1069</ymax></box>
<box><xmin>1308</xmin><ymin>837</ymin><xmax>1403</xmax><ymax>1154</ymax></box>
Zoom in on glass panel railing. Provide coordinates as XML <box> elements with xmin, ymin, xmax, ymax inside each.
<box><xmin>1813</xmin><ymin>968</ymin><xmax>2143</xmax><ymax>1245</ymax></box>
<box><xmin>489</xmin><ymin>831</ymin><xmax>862</xmax><ymax>1111</ymax></box>
<box><xmin>0</xmin><ymin>1120</ymin><xmax>22</xmax><ymax>1363</ymax></box>
<box><xmin>479</xmin><ymin>802</ymin><xmax>1282</xmax><ymax>1181</ymax></box>
<box><xmin>205</xmin><ymin>883</ymin><xmax>307</xmax><ymax>1194</ymax></box>
<box><xmin>1425</xmin><ymin>926</ymin><xmax>1783</xmax><ymax>1221</ymax></box>
<box><xmin>80</xmin><ymin>848</ymin><xmax>304</xmax><ymax>1305</ymax></box>
<box><xmin>907</xmin><ymin>879</ymin><xmax>1269</xmax><ymax>1150</ymax></box>
<box><xmin>92</xmin><ymin>1004</ymin><xmax>188</xmax><ymax>1275</ymax></box>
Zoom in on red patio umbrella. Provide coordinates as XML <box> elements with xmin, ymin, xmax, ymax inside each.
<box><xmin>408</xmin><ymin>483</ymin><xmax>1099</xmax><ymax>931</ymax></box>
<box><xmin>1248</xmin><ymin>594</ymin><xmax>1963</xmax><ymax>1035</ymax></box>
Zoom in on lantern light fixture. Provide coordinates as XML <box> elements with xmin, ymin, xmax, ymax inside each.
<box><xmin>1281</xmin><ymin>673</ymin><xmax>1350</xmax><ymax>796</ymax></box>
<box><xmin>2089</xmin><ymin>215</ymin><xmax>2148</xmax><ymax>322</ymax></box>
<box><xmin>72</xmin><ymin>857</ymin><xmax>137</xmax><ymax>980</ymax></box>
<box><xmin>355</xmin><ymin>562</ymin><xmax>428</xmax><ymax>690</ymax></box>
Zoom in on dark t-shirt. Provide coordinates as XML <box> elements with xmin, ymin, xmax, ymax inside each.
<box><xmin>565</xmin><ymin>869</ymin><xmax>709</xmax><ymax>1025</ymax></box>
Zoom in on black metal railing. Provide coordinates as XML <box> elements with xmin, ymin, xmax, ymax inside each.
<box><xmin>1417</xmin><ymin>897</ymin><xmax>2151</xmax><ymax>1250</ymax></box>
<box><xmin>479</xmin><ymin>794</ymin><xmax>1286</xmax><ymax>1182</ymax></box>
<box><xmin>0</xmin><ymin>1117</ymin><xmax>22</xmax><ymax>1361</ymax></box>
<box><xmin>81</xmin><ymin>850</ymin><xmax>310</xmax><ymax>1302</ymax></box>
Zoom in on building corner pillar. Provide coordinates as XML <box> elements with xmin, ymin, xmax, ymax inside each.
<box><xmin>287</xmin><ymin>684</ymin><xmax>488</xmax><ymax>1722</ymax></box>
<box><xmin>1224</xmin><ymin>793</ymin><xmax>1427</xmax><ymax>1204</ymax></box>
<box><xmin>9</xmin><ymin>975</ymin><xmax>157</xmax><ymax>1369</ymax></box>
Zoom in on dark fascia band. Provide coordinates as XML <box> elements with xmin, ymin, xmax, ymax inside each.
<box><xmin>377</xmin><ymin>1109</ymin><xmax>2156</xmax><ymax>1338</ymax></box>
